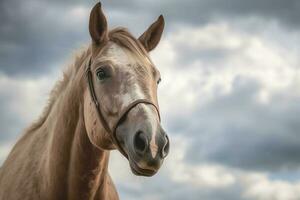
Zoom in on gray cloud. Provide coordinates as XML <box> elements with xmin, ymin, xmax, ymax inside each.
<box><xmin>39</xmin><ymin>0</ymin><xmax>300</xmax><ymax>29</ymax></box>
<box><xmin>161</xmin><ymin>0</ymin><xmax>300</xmax><ymax>28</ymax></box>
<box><xmin>171</xmin><ymin>79</ymin><xmax>300</xmax><ymax>172</ymax></box>
<box><xmin>0</xmin><ymin>0</ymin><xmax>90</xmax><ymax>76</ymax></box>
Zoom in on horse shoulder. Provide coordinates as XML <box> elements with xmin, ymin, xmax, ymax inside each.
<box><xmin>0</xmin><ymin>127</ymin><xmax>48</xmax><ymax>199</ymax></box>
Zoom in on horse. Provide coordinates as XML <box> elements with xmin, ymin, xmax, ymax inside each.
<box><xmin>0</xmin><ymin>2</ymin><xmax>169</xmax><ymax>200</ymax></box>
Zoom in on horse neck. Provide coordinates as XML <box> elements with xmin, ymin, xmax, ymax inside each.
<box><xmin>67</xmin><ymin>103</ymin><xmax>110</xmax><ymax>200</ymax></box>
<box><xmin>42</xmin><ymin>54</ymin><xmax>110</xmax><ymax>199</ymax></box>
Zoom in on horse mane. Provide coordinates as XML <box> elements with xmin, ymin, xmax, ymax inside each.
<box><xmin>25</xmin><ymin>27</ymin><xmax>149</xmax><ymax>134</ymax></box>
<box><xmin>25</xmin><ymin>47</ymin><xmax>91</xmax><ymax>133</ymax></box>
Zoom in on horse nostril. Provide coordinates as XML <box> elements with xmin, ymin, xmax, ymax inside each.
<box><xmin>134</xmin><ymin>131</ymin><xmax>148</xmax><ymax>155</ymax></box>
<box><xmin>161</xmin><ymin>135</ymin><xmax>170</xmax><ymax>158</ymax></box>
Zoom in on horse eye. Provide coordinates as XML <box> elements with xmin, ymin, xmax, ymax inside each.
<box><xmin>96</xmin><ymin>68</ymin><xmax>107</xmax><ymax>80</ymax></box>
<box><xmin>157</xmin><ymin>78</ymin><xmax>162</xmax><ymax>85</ymax></box>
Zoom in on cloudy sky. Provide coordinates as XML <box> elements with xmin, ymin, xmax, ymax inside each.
<box><xmin>1</xmin><ymin>0</ymin><xmax>300</xmax><ymax>199</ymax></box>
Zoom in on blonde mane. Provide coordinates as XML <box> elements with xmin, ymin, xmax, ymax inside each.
<box><xmin>25</xmin><ymin>47</ymin><xmax>91</xmax><ymax>133</ymax></box>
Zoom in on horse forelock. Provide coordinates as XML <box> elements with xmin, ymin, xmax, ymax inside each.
<box><xmin>108</xmin><ymin>28</ymin><xmax>154</xmax><ymax>69</ymax></box>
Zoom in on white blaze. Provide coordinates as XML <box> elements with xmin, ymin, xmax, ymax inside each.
<box><xmin>146</xmin><ymin>105</ymin><xmax>159</xmax><ymax>158</ymax></box>
<box><xmin>105</xmin><ymin>42</ymin><xmax>159</xmax><ymax>158</ymax></box>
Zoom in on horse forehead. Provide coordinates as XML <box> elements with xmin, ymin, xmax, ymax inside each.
<box><xmin>103</xmin><ymin>43</ymin><xmax>129</xmax><ymax>64</ymax></box>
<box><xmin>104</xmin><ymin>43</ymin><xmax>152</xmax><ymax>68</ymax></box>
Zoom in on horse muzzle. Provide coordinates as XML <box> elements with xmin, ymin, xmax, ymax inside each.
<box><xmin>129</xmin><ymin>127</ymin><xmax>169</xmax><ymax>176</ymax></box>
<box><xmin>115</xmin><ymin>104</ymin><xmax>170</xmax><ymax>177</ymax></box>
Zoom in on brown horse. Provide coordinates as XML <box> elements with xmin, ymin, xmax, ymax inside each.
<box><xmin>0</xmin><ymin>2</ymin><xmax>169</xmax><ymax>200</ymax></box>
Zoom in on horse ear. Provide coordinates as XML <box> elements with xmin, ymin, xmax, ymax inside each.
<box><xmin>139</xmin><ymin>15</ymin><xmax>165</xmax><ymax>52</ymax></box>
<box><xmin>89</xmin><ymin>2</ymin><xmax>108</xmax><ymax>45</ymax></box>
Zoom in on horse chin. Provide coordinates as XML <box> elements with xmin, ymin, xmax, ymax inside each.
<box><xmin>129</xmin><ymin>160</ymin><xmax>158</xmax><ymax>177</ymax></box>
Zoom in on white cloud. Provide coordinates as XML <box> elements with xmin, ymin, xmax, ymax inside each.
<box><xmin>64</xmin><ymin>5</ymin><xmax>90</xmax><ymax>27</ymax></box>
<box><xmin>0</xmin><ymin>143</ymin><xmax>13</xmax><ymax>164</ymax></box>
<box><xmin>242</xmin><ymin>173</ymin><xmax>300</xmax><ymax>200</ymax></box>
<box><xmin>152</xmin><ymin>22</ymin><xmax>300</xmax><ymax>121</ymax></box>
<box><xmin>0</xmin><ymin>73</ymin><xmax>55</xmax><ymax>123</ymax></box>
<box><xmin>163</xmin><ymin>135</ymin><xmax>236</xmax><ymax>188</ymax></box>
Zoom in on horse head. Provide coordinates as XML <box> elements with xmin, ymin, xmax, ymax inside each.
<box><xmin>83</xmin><ymin>2</ymin><xmax>169</xmax><ymax>177</ymax></box>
